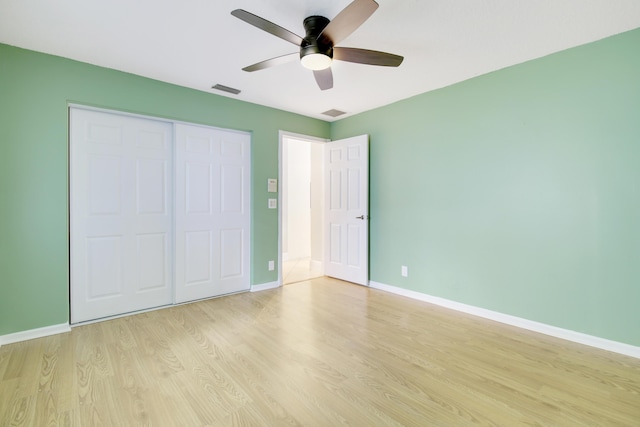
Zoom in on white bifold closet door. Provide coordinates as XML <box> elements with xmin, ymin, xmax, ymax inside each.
<box><xmin>70</xmin><ymin>109</ymin><xmax>174</xmax><ymax>323</ymax></box>
<box><xmin>70</xmin><ymin>108</ymin><xmax>251</xmax><ymax>323</ymax></box>
<box><xmin>174</xmin><ymin>123</ymin><xmax>250</xmax><ymax>303</ymax></box>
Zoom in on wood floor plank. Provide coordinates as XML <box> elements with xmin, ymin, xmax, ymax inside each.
<box><xmin>5</xmin><ymin>395</ymin><xmax>37</xmax><ymax>427</ymax></box>
<box><xmin>1</xmin><ymin>277</ymin><xmax>639</xmax><ymax>426</ymax></box>
<box><xmin>0</xmin><ymin>346</ymin><xmax>10</xmax><ymax>382</ymax></box>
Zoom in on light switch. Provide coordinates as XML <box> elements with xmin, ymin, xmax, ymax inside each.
<box><xmin>268</xmin><ymin>198</ymin><xmax>277</xmax><ymax>209</ymax></box>
<box><xmin>267</xmin><ymin>178</ymin><xmax>278</xmax><ymax>193</ymax></box>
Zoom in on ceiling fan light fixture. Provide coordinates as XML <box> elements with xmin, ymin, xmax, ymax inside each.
<box><xmin>301</xmin><ymin>53</ymin><xmax>332</xmax><ymax>70</ymax></box>
<box><xmin>232</xmin><ymin>1</ymin><xmax>404</xmax><ymax>90</ymax></box>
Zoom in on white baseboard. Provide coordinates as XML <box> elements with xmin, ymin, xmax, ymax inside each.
<box><xmin>0</xmin><ymin>323</ymin><xmax>71</xmax><ymax>347</ymax></box>
<box><xmin>369</xmin><ymin>281</ymin><xmax>640</xmax><ymax>360</ymax></box>
<box><xmin>251</xmin><ymin>281</ymin><xmax>280</xmax><ymax>292</ymax></box>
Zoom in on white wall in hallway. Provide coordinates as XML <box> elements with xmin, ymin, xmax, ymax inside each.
<box><xmin>286</xmin><ymin>138</ymin><xmax>311</xmax><ymax>260</ymax></box>
<box><xmin>310</xmin><ymin>142</ymin><xmax>323</xmax><ymax>264</ymax></box>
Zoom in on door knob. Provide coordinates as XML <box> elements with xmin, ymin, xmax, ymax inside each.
<box><xmin>356</xmin><ymin>215</ymin><xmax>369</xmax><ymax>220</ymax></box>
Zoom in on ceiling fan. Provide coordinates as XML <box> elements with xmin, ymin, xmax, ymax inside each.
<box><xmin>231</xmin><ymin>0</ymin><xmax>404</xmax><ymax>90</ymax></box>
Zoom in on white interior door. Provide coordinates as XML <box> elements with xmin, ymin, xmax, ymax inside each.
<box><xmin>174</xmin><ymin>124</ymin><xmax>251</xmax><ymax>303</ymax></box>
<box><xmin>70</xmin><ymin>108</ymin><xmax>173</xmax><ymax>323</ymax></box>
<box><xmin>324</xmin><ymin>135</ymin><xmax>369</xmax><ymax>285</ymax></box>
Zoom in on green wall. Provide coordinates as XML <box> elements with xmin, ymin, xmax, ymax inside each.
<box><xmin>2</xmin><ymin>28</ymin><xmax>639</xmax><ymax>348</ymax></box>
<box><xmin>0</xmin><ymin>44</ymin><xmax>330</xmax><ymax>336</ymax></box>
<box><xmin>331</xmin><ymin>28</ymin><xmax>640</xmax><ymax>346</ymax></box>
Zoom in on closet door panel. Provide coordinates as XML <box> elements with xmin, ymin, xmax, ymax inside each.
<box><xmin>175</xmin><ymin>124</ymin><xmax>250</xmax><ymax>303</ymax></box>
<box><xmin>70</xmin><ymin>108</ymin><xmax>173</xmax><ymax>323</ymax></box>
<box><xmin>217</xmin><ymin>131</ymin><xmax>251</xmax><ymax>294</ymax></box>
<box><xmin>136</xmin><ymin>232</ymin><xmax>169</xmax><ymax>292</ymax></box>
<box><xmin>175</xmin><ymin>125</ymin><xmax>218</xmax><ymax>303</ymax></box>
<box><xmin>86</xmin><ymin>236</ymin><xmax>124</xmax><ymax>299</ymax></box>
<box><xmin>185</xmin><ymin>230</ymin><xmax>214</xmax><ymax>284</ymax></box>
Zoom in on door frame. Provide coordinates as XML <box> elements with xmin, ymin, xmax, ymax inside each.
<box><xmin>278</xmin><ymin>131</ymin><xmax>329</xmax><ymax>286</ymax></box>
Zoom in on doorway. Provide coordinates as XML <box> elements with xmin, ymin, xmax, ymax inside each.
<box><xmin>280</xmin><ymin>132</ymin><xmax>326</xmax><ymax>284</ymax></box>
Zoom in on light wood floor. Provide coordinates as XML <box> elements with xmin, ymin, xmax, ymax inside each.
<box><xmin>1</xmin><ymin>278</ymin><xmax>639</xmax><ymax>426</ymax></box>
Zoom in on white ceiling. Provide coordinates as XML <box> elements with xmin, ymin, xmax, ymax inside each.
<box><xmin>1</xmin><ymin>0</ymin><xmax>639</xmax><ymax>121</ymax></box>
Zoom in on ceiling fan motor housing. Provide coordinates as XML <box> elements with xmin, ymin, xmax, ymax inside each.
<box><xmin>300</xmin><ymin>16</ymin><xmax>333</xmax><ymax>60</ymax></box>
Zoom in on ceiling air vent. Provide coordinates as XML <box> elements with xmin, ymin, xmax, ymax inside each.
<box><xmin>211</xmin><ymin>84</ymin><xmax>241</xmax><ymax>95</ymax></box>
<box><xmin>322</xmin><ymin>109</ymin><xmax>346</xmax><ymax>118</ymax></box>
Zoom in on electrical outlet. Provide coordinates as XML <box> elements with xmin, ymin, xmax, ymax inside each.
<box><xmin>401</xmin><ymin>265</ymin><xmax>408</xmax><ymax>277</ymax></box>
<box><xmin>268</xmin><ymin>260</ymin><xmax>274</xmax><ymax>271</ymax></box>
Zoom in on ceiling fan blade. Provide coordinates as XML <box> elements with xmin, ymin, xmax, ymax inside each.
<box><xmin>242</xmin><ymin>53</ymin><xmax>299</xmax><ymax>72</ymax></box>
<box><xmin>333</xmin><ymin>47</ymin><xmax>403</xmax><ymax>67</ymax></box>
<box><xmin>318</xmin><ymin>0</ymin><xmax>379</xmax><ymax>46</ymax></box>
<box><xmin>231</xmin><ymin>9</ymin><xmax>304</xmax><ymax>46</ymax></box>
<box><xmin>313</xmin><ymin>68</ymin><xmax>333</xmax><ymax>91</ymax></box>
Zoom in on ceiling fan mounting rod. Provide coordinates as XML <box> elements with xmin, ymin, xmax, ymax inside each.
<box><xmin>304</xmin><ymin>16</ymin><xmax>332</xmax><ymax>48</ymax></box>
<box><xmin>303</xmin><ymin>15</ymin><xmax>330</xmax><ymax>35</ymax></box>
